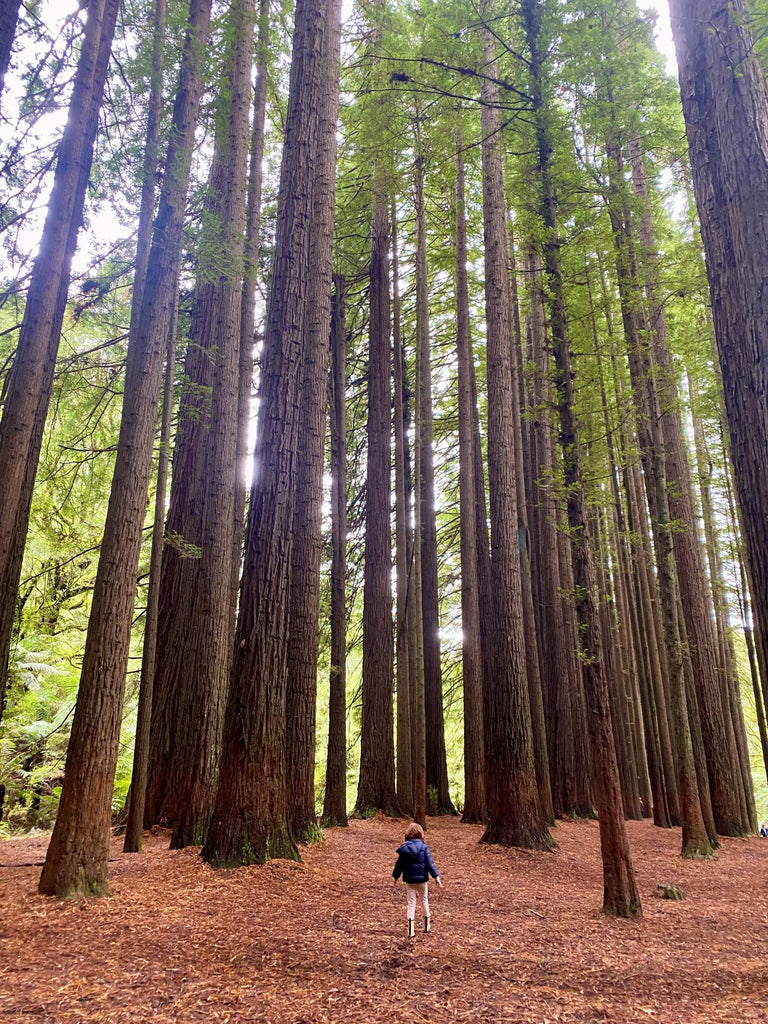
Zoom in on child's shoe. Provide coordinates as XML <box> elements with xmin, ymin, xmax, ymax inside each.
<box><xmin>424</xmin><ymin>916</ymin><xmax>431</xmax><ymax>934</ymax></box>
<box><xmin>408</xmin><ymin>919</ymin><xmax>415</xmax><ymax>938</ymax></box>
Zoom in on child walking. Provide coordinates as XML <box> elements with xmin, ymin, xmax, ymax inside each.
<box><xmin>392</xmin><ymin>822</ymin><xmax>441</xmax><ymax>937</ymax></box>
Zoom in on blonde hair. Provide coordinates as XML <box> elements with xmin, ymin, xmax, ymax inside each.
<box><xmin>404</xmin><ymin>822</ymin><xmax>424</xmax><ymax>841</ymax></box>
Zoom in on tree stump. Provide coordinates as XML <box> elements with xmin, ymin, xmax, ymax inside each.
<box><xmin>656</xmin><ymin>883</ymin><xmax>684</xmax><ymax>900</ymax></box>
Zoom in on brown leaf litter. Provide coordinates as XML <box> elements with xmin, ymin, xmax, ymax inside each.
<box><xmin>1</xmin><ymin>816</ymin><xmax>767</xmax><ymax>1023</ymax></box>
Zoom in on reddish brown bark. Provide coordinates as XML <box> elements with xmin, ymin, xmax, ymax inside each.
<box><xmin>203</xmin><ymin>0</ymin><xmax>336</xmax><ymax>868</ymax></box>
<box><xmin>145</xmin><ymin>0</ymin><xmax>256</xmax><ymax>847</ymax></box>
<box><xmin>322</xmin><ymin>275</ymin><xmax>349</xmax><ymax>829</ymax></box>
<box><xmin>521</xmin><ymin>0</ymin><xmax>639</xmax><ymax>915</ymax></box>
<box><xmin>413</xmin><ymin>142</ymin><xmax>454</xmax><ymax>816</ymax></box>
<box><xmin>479</xmin><ymin>32</ymin><xmax>550</xmax><ymax>851</ymax></box>
<box><xmin>454</xmin><ymin>138</ymin><xmax>485</xmax><ymax>825</ymax></box>
<box><xmin>232</xmin><ymin>0</ymin><xmax>270</xmax><ymax>623</ymax></box>
<box><xmin>0</xmin><ymin>0</ymin><xmax>120</xmax><ymax>720</ymax></box>
<box><xmin>392</xmin><ymin>203</ymin><xmax>414</xmax><ymax>817</ymax></box>
<box><xmin>668</xmin><ymin>0</ymin><xmax>768</xmax><ymax>776</ymax></box>
<box><xmin>508</xmin><ymin>229</ymin><xmax>553</xmax><ymax>825</ymax></box>
<box><xmin>355</xmin><ymin>188</ymin><xmax>399</xmax><ymax>817</ymax></box>
<box><xmin>525</xmin><ymin>261</ymin><xmax>578</xmax><ymax>819</ymax></box>
<box><xmin>628</xmin><ymin>138</ymin><xmax>748</xmax><ymax>837</ymax></box>
<box><xmin>39</xmin><ymin>0</ymin><xmax>213</xmax><ymax>897</ymax></box>
<box><xmin>124</xmin><ymin>296</ymin><xmax>176</xmax><ymax>855</ymax></box>
<box><xmin>286</xmin><ymin>0</ymin><xmax>341</xmax><ymax>843</ymax></box>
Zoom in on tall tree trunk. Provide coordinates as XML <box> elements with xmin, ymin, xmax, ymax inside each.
<box><xmin>122</xmin><ymin>0</ymin><xmax>170</xmax><ymax>856</ymax></box>
<box><xmin>628</xmin><ymin>138</ymin><xmax>748</xmax><ymax>837</ymax></box>
<box><xmin>402</xmin><ymin>316</ymin><xmax>426</xmax><ymax>824</ymax></box>
<box><xmin>354</xmin><ymin>187</ymin><xmax>399</xmax><ymax>816</ymax></box>
<box><xmin>145</xmin><ymin>0</ymin><xmax>256</xmax><ymax>847</ymax></box>
<box><xmin>285</xmin><ymin>0</ymin><xmax>341</xmax><ymax>843</ymax></box>
<box><xmin>392</xmin><ymin>201</ymin><xmax>414</xmax><ymax>817</ymax></box>
<box><xmin>233</xmin><ymin>0</ymin><xmax>270</xmax><ymax>625</ymax></box>
<box><xmin>478</xmin><ymin>29</ymin><xmax>551</xmax><ymax>851</ymax></box>
<box><xmin>0</xmin><ymin>0</ymin><xmax>120</xmax><ymax>721</ymax></box>
<box><xmin>414</xmin><ymin>142</ymin><xmax>454</xmax><ymax>816</ymax></box>
<box><xmin>589</xmin><ymin>288</ymin><xmax>657</xmax><ymax>822</ymax></box>
<box><xmin>603</xmin><ymin>127</ymin><xmax>713</xmax><ymax>856</ymax></box>
<box><xmin>124</xmin><ymin>297</ymin><xmax>176</xmax><ymax>854</ymax></box>
<box><xmin>690</xmin><ymin>388</ymin><xmax>756</xmax><ymax>830</ymax></box>
<box><xmin>454</xmin><ymin>137</ymin><xmax>485</xmax><ymax>825</ymax></box>
<box><xmin>39</xmin><ymin>0</ymin><xmax>213</xmax><ymax>897</ymax></box>
<box><xmin>0</xmin><ymin>0</ymin><xmax>22</xmax><ymax>104</ymax></box>
<box><xmin>411</xmin><ymin>245</ymin><xmax>428</xmax><ymax>830</ymax></box>
<box><xmin>668</xmin><ymin>0</ymin><xmax>768</xmax><ymax>736</ymax></box>
<box><xmin>525</xmin><ymin>258</ymin><xmax>577</xmax><ymax>819</ymax></box>
<box><xmin>508</xmin><ymin>228</ymin><xmax>553</xmax><ymax>824</ymax></box>
<box><xmin>203</xmin><ymin>0</ymin><xmax>337</xmax><ymax>867</ymax></box>
<box><xmin>521</xmin><ymin>0</ymin><xmax>639</xmax><ymax>915</ymax></box>
<box><xmin>598</xmin><ymin>262</ymin><xmax>681</xmax><ymax>825</ymax></box>
<box><xmin>322</xmin><ymin>274</ymin><xmax>349</xmax><ymax>828</ymax></box>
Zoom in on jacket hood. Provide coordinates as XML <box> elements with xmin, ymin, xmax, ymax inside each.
<box><xmin>397</xmin><ymin>838</ymin><xmax>424</xmax><ymax>856</ymax></box>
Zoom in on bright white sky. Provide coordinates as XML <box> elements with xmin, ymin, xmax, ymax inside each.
<box><xmin>637</xmin><ymin>1</ymin><xmax>677</xmax><ymax>74</ymax></box>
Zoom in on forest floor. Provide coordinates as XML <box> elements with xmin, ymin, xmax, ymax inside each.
<box><xmin>1</xmin><ymin>816</ymin><xmax>767</xmax><ymax>1024</ymax></box>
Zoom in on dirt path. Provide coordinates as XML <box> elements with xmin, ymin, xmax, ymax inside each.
<box><xmin>1</xmin><ymin>816</ymin><xmax>767</xmax><ymax>1023</ymax></box>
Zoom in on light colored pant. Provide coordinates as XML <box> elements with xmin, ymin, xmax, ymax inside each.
<box><xmin>405</xmin><ymin>882</ymin><xmax>430</xmax><ymax>921</ymax></box>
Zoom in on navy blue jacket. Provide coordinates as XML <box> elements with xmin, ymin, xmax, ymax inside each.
<box><xmin>392</xmin><ymin>838</ymin><xmax>439</xmax><ymax>884</ymax></box>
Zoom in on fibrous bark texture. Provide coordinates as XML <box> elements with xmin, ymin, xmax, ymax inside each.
<box><xmin>668</xmin><ymin>0</ymin><xmax>768</xmax><ymax>770</ymax></box>
<box><xmin>39</xmin><ymin>0</ymin><xmax>213</xmax><ymax>897</ymax></box>
<box><xmin>454</xmin><ymin>137</ymin><xmax>485</xmax><ymax>826</ymax></box>
<box><xmin>146</xmin><ymin>0</ymin><xmax>256</xmax><ymax>848</ymax></box>
<box><xmin>322</xmin><ymin>276</ymin><xmax>349</xmax><ymax>829</ymax></box>
<box><xmin>478</xmin><ymin>30</ymin><xmax>551</xmax><ymax>852</ymax></box>
<box><xmin>521</xmin><ymin>0</ymin><xmax>639</xmax><ymax>914</ymax></box>
<box><xmin>285</xmin><ymin>0</ymin><xmax>341</xmax><ymax>843</ymax></box>
<box><xmin>203</xmin><ymin>0</ymin><xmax>337</xmax><ymax>868</ymax></box>
<box><xmin>355</xmin><ymin>193</ymin><xmax>398</xmax><ymax>817</ymax></box>
<box><xmin>0</xmin><ymin>0</ymin><xmax>120</xmax><ymax>721</ymax></box>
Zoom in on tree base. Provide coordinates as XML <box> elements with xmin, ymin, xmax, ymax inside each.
<box><xmin>319</xmin><ymin>814</ymin><xmax>348</xmax><ymax>829</ymax></box>
<box><xmin>39</xmin><ymin>855</ymin><xmax>109</xmax><ymax>899</ymax></box>
<box><xmin>202</xmin><ymin>822</ymin><xmax>301</xmax><ymax>869</ymax></box>
<box><xmin>480</xmin><ymin>821</ymin><xmax>555</xmax><ymax>851</ymax></box>
<box><xmin>602</xmin><ymin>895</ymin><xmax>642</xmax><ymax>921</ymax></box>
<box><xmin>461</xmin><ymin>809</ymin><xmax>487</xmax><ymax>825</ymax></box>
<box><xmin>351</xmin><ymin>803</ymin><xmax>402</xmax><ymax>820</ymax></box>
<box><xmin>681</xmin><ymin>837</ymin><xmax>716</xmax><ymax>860</ymax></box>
<box><xmin>171</xmin><ymin>812</ymin><xmax>210</xmax><ymax>850</ymax></box>
<box><xmin>293</xmin><ymin>820</ymin><xmax>323</xmax><ymax>845</ymax></box>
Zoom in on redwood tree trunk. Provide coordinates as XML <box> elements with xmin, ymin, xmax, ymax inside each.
<box><xmin>628</xmin><ymin>137</ymin><xmax>747</xmax><ymax>837</ymax></box>
<box><xmin>39</xmin><ymin>0</ymin><xmax>213</xmax><ymax>897</ymax></box>
<box><xmin>0</xmin><ymin>0</ymin><xmax>21</xmax><ymax>101</ymax></box>
<box><xmin>454</xmin><ymin>137</ymin><xmax>486</xmax><ymax>826</ymax></box>
<box><xmin>322</xmin><ymin>275</ymin><xmax>349</xmax><ymax>829</ymax></box>
<box><xmin>0</xmin><ymin>0</ymin><xmax>120</xmax><ymax>720</ymax></box>
<box><xmin>668</xmin><ymin>0</ymin><xmax>768</xmax><ymax>743</ymax></box>
<box><xmin>508</xmin><ymin>229</ymin><xmax>553</xmax><ymax>825</ymax></box>
<box><xmin>285</xmin><ymin>0</ymin><xmax>341</xmax><ymax>843</ymax></box>
<box><xmin>355</xmin><ymin>193</ymin><xmax>398</xmax><ymax>814</ymax></box>
<box><xmin>124</xmin><ymin>297</ymin><xmax>176</xmax><ymax>854</ymax></box>
<box><xmin>521</xmin><ymin>0</ymin><xmax>639</xmax><ymax>915</ymax></box>
<box><xmin>479</xmin><ymin>30</ymin><xmax>551</xmax><ymax>851</ymax></box>
<box><xmin>526</xmin><ymin>257</ymin><xmax>580</xmax><ymax>818</ymax></box>
<box><xmin>392</xmin><ymin>202</ymin><xmax>414</xmax><ymax>816</ymax></box>
<box><xmin>232</xmin><ymin>0</ymin><xmax>270</xmax><ymax>624</ymax></box>
<box><xmin>203</xmin><ymin>0</ymin><xmax>338</xmax><ymax>867</ymax></box>
<box><xmin>414</xmin><ymin>143</ymin><xmax>454</xmax><ymax>816</ymax></box>
<box><xmin>145</xmin><ymin>0</ymin><xmax>256</xmax><ymax>847</ymax></box>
